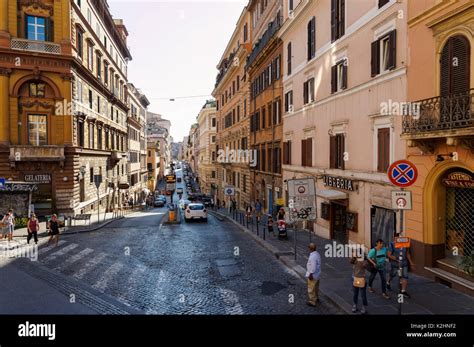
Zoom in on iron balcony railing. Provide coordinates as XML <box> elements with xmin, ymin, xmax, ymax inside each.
<box><xmin>11</xmin><ymin>38</ymin><xmax>61</xmax><ymax>55</ymax></box>
<box><xmin>402</xmin><ymin>89</ymin><xmax>474</xmax><ymax>134</ymax></box>
<box><xmin>246</xmin><ymin>15</ymin><xmax>282</xmax><ymax>69</ymax></box>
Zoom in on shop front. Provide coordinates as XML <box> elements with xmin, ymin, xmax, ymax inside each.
<box><xmin>0</xmin><ymin>182</ymin><xmax>37</xmax><ymax>228</ymax></box>
<box><xmin>23</xmin><ymin>173</ymin><xmax>53</xmax><ymax>217</ymax></box>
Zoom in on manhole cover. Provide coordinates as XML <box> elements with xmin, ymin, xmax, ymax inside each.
<box><xmin>260</xmin><ymin>281</ymin><xmax>287</xmax><ymax>296</ymax></box>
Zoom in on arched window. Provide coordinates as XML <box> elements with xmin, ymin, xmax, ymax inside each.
<box><xmin>440</xmin><ymin>35</ymin><xmax>470</xmax><ymax>96</ymax></box>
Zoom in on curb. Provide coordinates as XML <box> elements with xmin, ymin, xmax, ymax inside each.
<box><xmin>211</xmin><ymin>210</ymin><xmax>348</xmax><ymax>313</ymax></box>
<box><xmin>61</xmin><ymin>216</ymin><xmax>124</xmax><ymax>235</ymax></box>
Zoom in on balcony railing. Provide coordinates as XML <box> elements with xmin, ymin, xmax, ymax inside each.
<box><xmin>246</xmin><ymin>15</ymin><xmax>282</xmax><ymax>69</ymax></box>
<box><xmin>11</xmin><ymin>38</ymin><xmax>61</xmax><ymax>55</ymax></box>
<box><xmin>402</xmin><ymin>90</ymin><xmax>474</xmax><ymax>135</ymax></box>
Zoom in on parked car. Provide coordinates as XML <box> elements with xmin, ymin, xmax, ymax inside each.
<box><xmin>201</xmin><ymin>196</ymin><xmax>214</xmax><ymax>207</ymax></box>
<box><xmin>154</xmin><ymin>198</ymin><xmax>165</xmax><ymax>207</ymax></box>
<box><xmin>157</xmin><ymin>195</ymin><xmax>167</xmax><ymax>203</ymax></box>
<box><xmin>184</xmin><ymin>203</ymin><xmax>208</xmax><ymax>222</ymax></box>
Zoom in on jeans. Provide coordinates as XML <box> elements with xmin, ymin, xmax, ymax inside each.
<box><xmin>353</xmin><ymin>284</ymin><xmax>368</xmax><ymax>306</ymax></box>
<box><xmin>368</xmin><ymin>268</ymin><xmax>387</xmax><ymax>294</ymax></box>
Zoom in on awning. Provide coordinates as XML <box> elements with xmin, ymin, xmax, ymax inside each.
<box><xmin>317</xmin><ymin>189</ymin><xmax>348</xmax><ymax>200</ymax></box>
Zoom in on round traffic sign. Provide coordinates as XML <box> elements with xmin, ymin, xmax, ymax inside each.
<box><xmin>396</xmin><ymin>198</ymin><xmax>407</xmax><ymax>208</ymax></box>
<box><xmin>297</xmin><ymin>186</ymin><xmax>306</xmax><ymax>194</ymax></box>
<box><xmin>388</xmin><ymin>160</ymin><xmax>418</xmax><ymax>188</ymax></box>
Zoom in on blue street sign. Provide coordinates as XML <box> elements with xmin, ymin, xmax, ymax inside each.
<box><xmin>0</xmin><ymin>178</ymin><xmax>5</xmax><ymax>189</ymax></box>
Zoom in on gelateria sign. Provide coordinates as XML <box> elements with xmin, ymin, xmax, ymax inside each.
<box><xmin>442</xmin><ymin>172</ymin><xmax>474</xmax><ymax>189</ymax></box>
<box><xmin>323</xmin><ymin>175</ymin><xmax>356</xmax><ymax>191</ymax></box>
<box><xmin>23</xmin><ymin>174</ymin><xmax>52</xmax><ymax>184</ymax></box>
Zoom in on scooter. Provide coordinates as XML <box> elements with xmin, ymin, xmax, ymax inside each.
<box><xmin>277</xmin><ymin>219</ymin><xmax>288</xmax><ymax>240</ymax></box>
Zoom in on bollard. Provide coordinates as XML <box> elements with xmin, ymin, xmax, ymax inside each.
<box><xmin>256</xmin><ymin>219</ymin><xmax>259</xmax><ymax>236</ymax></box>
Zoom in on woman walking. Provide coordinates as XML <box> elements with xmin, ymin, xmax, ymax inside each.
<box><xmin>1</xmin><ymin>209</ymin><xmax>15</xmax><ymax>242</ymax></box>
<box><xmin>47</xmin><ymin>214</ymin><xmax>60</xmax><ymax>247</ymax></box>
<box><xmin>27</xmin><ymin>213</ymin><xmax>40</xmax><ymax>245</ymax></box>
<box><xmin>350</xmin><ymin>253</ymin><xmax>368</xmax><ymax>314</ymax></box>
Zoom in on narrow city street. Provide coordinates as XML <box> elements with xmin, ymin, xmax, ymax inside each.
<box><xmin>1</xmin><ymin>207</ymin><xmax>342</xmax><ymax>315</ymax></box>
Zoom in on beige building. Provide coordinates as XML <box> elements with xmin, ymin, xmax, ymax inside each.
<box><xmin>146</xmin><ymin>140</ymin><xmax>160</xmax><ymax>192</ymax></box>
<box><xmin>212</xmin><ymin>7</ymin><xmax>252</xmax><ymax>209</ymax></box>
<box><xmin>280</xmin><ymin>0</ymin><xmax>407</xmax><ymax>246</ymax></box>
<box><xmin>197</xmin><ymin>100</ymin><xmax>217</xmax><ymax>195</ymax></box>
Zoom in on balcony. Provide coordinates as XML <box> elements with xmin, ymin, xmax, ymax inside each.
<box><xmin>402</xmin><ymin>90</ymin><xmax>474</xmax><ymax>139</ymax></box>
<box><xmin>246</xmin><ymin>15</ymin><xmax>282</xmax><ymax>69</ymax></box>
<box><xmin>9</xmin><ymin>145</ymin><xmax>65</xmax><ymax>168</ymax></box>
<box><xmin>11</xmin><ymin>38</ymin><xmax>61</xmax><ymax>55</ymax></box>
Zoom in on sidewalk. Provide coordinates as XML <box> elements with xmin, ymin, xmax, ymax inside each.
<box><xmin>213</xmin><ymin>208</ymin><xmax>474</xmax><ymax>315</ymax></box>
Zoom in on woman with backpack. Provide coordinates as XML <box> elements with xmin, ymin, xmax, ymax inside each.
<box><xmin>27</xmin><ymin>213</ymin><xmax>40</xmax><ymax>245</ymax></box>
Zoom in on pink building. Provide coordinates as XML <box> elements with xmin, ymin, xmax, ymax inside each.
<box><xmin>280</xmin><ymin>0</ymin><xmax>407</xmax><ymax>247</ymax></box>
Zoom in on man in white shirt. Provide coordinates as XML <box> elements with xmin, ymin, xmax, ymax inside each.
<box><xmin>306</xmin><ymin>243</ymin><xmax>321</xmax><ymax>306</ymax></box>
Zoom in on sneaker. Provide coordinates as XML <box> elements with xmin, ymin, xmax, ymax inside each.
<box><xmin>361</xmin><ymin>307</ymin><xmax>367</xmax><ymax>314</ymax></box>
<box><xmin>382</xmin><ymin>293</ymin><xmax>390</xmax><ymax>299</ymax></box>
<box><xmin>352</xmin><ymin>305</ymin><xmax>358</xmax><ymax>313</ymax></box>
<box><xmin>386</xmin><ymin>282</ymin><xmax>391</xmax><ymax>291</ymax></box>
<box><xmin>401</xmin><ymin>291</ymin><xmax>411</xmax><ymax>298</ymax></box>
<box><xmin>368</xmin><ymin>287</ymin><xmax>375</xmax><ymax>293</ymax></box>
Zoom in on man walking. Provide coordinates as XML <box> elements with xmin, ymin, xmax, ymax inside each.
<box><xmin>306</xmin><ymin>243</ymin><xmax>321</xmax><ymax>306</ymax></box>
<box><xmin>255</xmin><ymin>199</ymin><xmax>263</xmax><ymax>221</ymax></box>
<box><xmin>368</xmin><ymin>239</ymin><xmax>390</xmax><ymax>299</ymax></box>
<box><xmin>387</xmin><ymin>233</ymin><xmax>415</xmax><ymax>298</ymax></box>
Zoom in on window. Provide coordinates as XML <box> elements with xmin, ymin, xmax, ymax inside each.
<box><xmin>29</xmin><ymin>82</ymin><xmax>46</xmax><ymax>97</ymax></box>
<box><xmin>76</xmin><ymin>28</ymin><xmax>83</xmax><ymax>58</ymax></box>
<box><xmin>105</xmin><ymin>129</ymin><xmax>109</xmax><ymax>149</ymax></box>
<box><xmin>28</xmin><ymin>115</ymin><xmax>47</xmax><ymax>146</ymax></box>
<box><xmin>87</xmin><ymin>8</ymin><xmax>92</xmax><ymax>24</ymax></box>
<box><xmin>27</xmin><ymin>16</ymin><xmax>48</xmax><ymax>41</ymax></box>
<box><xmin>89</xmin><ymin>123</ymin><xmax>94</xmax><ymax>149</ymax></box>
<box><xmin>285</xmin><ymin>91</ymin><xmax>293</xmax><ymax>113</ymax></box>
<box><xmin>233</xmin><ymin>81</ymin><xmax>236</xmax><ymax>95</ymax></box>
<box><xmin>237</xmin><ymin>75</ymin><xmax>240</xmax><ymax>91</ymax></box>
<box><xmin>287</xmin><ymin>42</ymin><xmax>292</xmax><ymax>75</ymax></box>
<box><xmin>283</xmin><ymin>140</ymin><xmax>292</xmax><ymax>165</ymax></box>
<box><xmin>89</xmin><ymin>90</ymin><xmax>93</xmax><ymax>109</ymax></box>
<box><xmin>330</xmin><ymin>134</ymin><xmax>345</xmax><ymax>169</ymax></box>
<box><xmin>211</xmin><ymin>117</ymin><xmax>216</xmax><ymax>127</ymax></box>
<box><xmin>289</xmin><ymin>0</ymin><xmax>294</xmax><ymax>14</ymax></box>
<box><xmin>378</xmin><ymin>0</ymin><xmax>390</xmax><ymax>8</ymax></box>
<box><xmin>97</xmin><ymin>96</ymin><xmax>100</xmax><ymax>113</ymax></box>
<box><xmin>273</xmin><ymin>99</ymin><xmax>281</xmax><ymax>124</ymax></box>
<box><xmin>96</xmin><ymin>53</ymin><xmax>102</xmax><ymax>80</ymax></box>
<box><xmin>307</xmin><ymin>17</ymin><xmax>316</xmax><ymax>60</ymax></box>
<box><xmin>211</xmin><ymin>171</ymin><xmax>216</xmax><ymax>179</ymax></box>
<box><xmin>261</xmin><ymin>107</ymin><xmax>266</xmax><ymax>129</ymax></box>
<box><xmin>77</xmin><ymin>80</ymin><xmax>83</xmax><ymax>103</ymax></box>
<box><xmin>377</xmin><ymin>128</ymin><xmax>390</xmax><ymax>173</ymax></box>
<box><xmin>331</xmin><ymin>0</ymin><xmax>345</xmax><ymax>42</ymax></box>
<box><xmin>331</xmin><ymin>59</ymin><xmax>347</xmax><ymax>93</ymax></box>
<box><xmin>211</xmin><ymin>135</ymin><xmax>216</xmax><ymax>143</ymax></box>
<box><xmin>97</xmin><ymin>127</ymin><xmax>102</xmax><ymax>149</ymax></box>
<box><xmin>78</xmin><ymin>120</ymin><xmax>84</xmax><ymax>147</ymax></box>
<box><xmin>261</xmin><ymin>146</ymin><xmax>266</xmax><ymax>172</ymax></box>
<box><xmin>243</xmin><ymin>23</ymin><xmax>248</xmax><ymax>42</ymax></box>
<box><xmin>243</xmin><ymin>175</ymin><xmax>247</xmax><ymax>192</ymax></box>
<box><xmin>267</xmin><ymin>146</ymin><xmax>272</xmax><ymax>173</ymax></box>
<box><xmin>303</xmin><ymin>78</ymin><xmax>315</xmax><ymax>104</ymax></box>
<box><xmin>371</xmin><ymin>30</ymin><xmax>396</xmax><ymax>77</ymax></box>
<box><xmin>440</xmin><ymin>35</ymin><xmax>470</xmax><ymax>96</ymax></box>
<box><xmin>211</xmin><ymin>152</ymin><xmax>216</xmax><ymax>162</ymax></box>
<box><xmin>237</xmin><ymin>105</ymin><xmax>240</xmax><ymax>122</ymax></box>
<box><xmin>104</xmin><ymin>61</ymin><xmax>109</xmax><ymax>85</ymax></box>
<box><xmin>275</xmin><ymin>56</ymin><xmax>281</xmax><ymax>80</ymax></box>
<box><xmin>301</xmin><ymin>138</ymin><xmax>312</xmax><ymax>167</ymax></box>
<box><xmin>241</xmin><ymin>137</ymin><xmax>248</xmax><ymax>150</ymax></box>
<box><xmin>87</xmin><ymin>42</ymin><xmax>94</xmax><ymax>70</ymax></box>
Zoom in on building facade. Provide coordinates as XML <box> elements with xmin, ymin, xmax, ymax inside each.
<box><xmin>147</xmin><ymin>111</ymin><xmax>171</xmax><ymax>178</ymax></box>
<box><xmin>212</xmin><ymin>7</ymin><xmax>252</xmax><ymax>209</ymax></box>
<box><xmin>247</xmin><ymin>0</ymin><xmax>284</xmax><ymax>215</ymax></box>
<box><xmin>0</xmin><ymin>0</ymin><xmax>134</xmax><ymax>219</ymax></box>
<box><xmin>146</xmin><ymin>140</ymin><xmax>160</xmax><ymax>192</ymax></box>
<box><xmin>197</xmin><ymin>100</ymin><xmax>217</xmax><ymax>195</ymax></box>
<box><xmin>280</xmin><ymin>0</ymin><xmax>407</xmax><ymax>246</ymax></box>
<box><xmin>402</xmin><ymin>0</ymin><xmax>473</xmax><ymax>292</ymax></box>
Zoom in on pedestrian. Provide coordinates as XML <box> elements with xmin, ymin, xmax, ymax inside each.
<box><xmin>387</xmin><ymin>233</ymin><xmax>415</xmax><ymax>298</ymax></box>
<box><xmin>368</xmin><ymin>239</ymin><xmax>390</xmax><ymax>299</ymax></box>
<box><xmin>277</xmin><ymin>207</ymin><xmax>285</xmax><ymax>221</ymax></box>
<box><xmin>350</xmin><ymin>252</ymin><xmax>368</xmax><ymax>314</ymax></box>
<box><xmin>46</xmin><ymin>214</ymin><xmax>60</xmax><ymax>247</ymax></box>
<box><xmin>232</xmin><ymin>198</ymin><xmax>237</xmax><ymax>213</ymax></box>
<box><xmin>246</xmin><ymin>204</ymin><xmax>252</xmax><ymax>222</ymax></box>
<box><xmin>1</xmin><ymin>209</ymin><xmax>15</xmax><ymax>243</ymax></box>
<box><xmin>27</xmin><ymin>213</ymin><xmax>39</xmax><ymax>245</ymax></box>
<box><xmin>255</xmin><ymin>199</ymin><xmax>262</xmax><ymax>221</ymax></box>
<box><xmin>306</xmin><ymin>243</ymin><xmax>321</xmax><ymax>306</ymax></box>
<box><xmin>267</xmin><ymin>215</ymin><xmax>274</xmax><ymax>236</ymax></box>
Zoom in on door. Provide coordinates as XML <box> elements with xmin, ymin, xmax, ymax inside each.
<box><xmin>445</xmin><ymin>187</ymin><xmax>474</xmax><ymax>258</ymax></box>
<box><xmin>331</xmin><ymin>203</ymin><xmax>347</xmax><ymax>244</ymax></box>
<box><xmin>370</xmin><ymin>207</ymin><xmax>396</xmax><ymax>248</ymax></box>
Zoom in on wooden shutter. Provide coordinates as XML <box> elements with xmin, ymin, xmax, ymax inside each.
<box><xmin>342</xmin><ymin>61</ymin><xmax>348</xmax><ymax>89</ymax></box>
<box><xmin>331</xmin><ymin>65</ymin><xmax>337</xmax><ymax>93</ymax></box>
<box><xmin>285</xmin><ymin>93</ymin><xmax>289</xmax><ymax>113</ymax></box>
<box><xmin>338</xmin><ymin>134</ymin><xmax>345</xmax><ymax>170</ymax></box>
<box><xmin>451</xmin><ymin>36</ymin><xmax>470</xmax><ymax>95</ymax></box>
<box><xmin>288</xmin><ymin>140</ymin><xmax>292</xmax><ymax>165</ymax></box>
<box><xmin>283</xmin><ymin>142</ymin><xmax>288</xmax><ymax>165</ymax></box>
<box><xmin>371</xmin><ymin>40</ymin><xmax>380</xmax><ymax>77</ymax></box>
<box><xmin>377</xmin><ymin>128</ymin><xmax>390</xmax><ymax>172</ymax></box>
<box><xmin>440</xmin><ymin>40</ymin><xmax>451</xmax><ymax>97</ymax></box>
<box><xmin>306</xmin><ymin>138</ymin><xmax>312</xmax><ymax>167</ymax></box>
<box><xmin>288</xmin><ymin>42</ymin><xmax>292</xmax><ymax>75</ymax></box>
<box><xmin>340</xmin><ymin>0</ymin><xmax>345</xmax><ymax>38</ymax></box>
<box><xmin>388</xmin><ymin>29</ymin><xmax>397</xmax><ymax>70</ymax></box>
<box><xmin>307</xmin><ymin>17</ymin><xmax>315</xmax><ymax>60</ymax></box>
<box><xmin>330</xmin><ymin>135</ymin><xmax>337</xmax><ymax>168</ymax></box>
<box><xmin>45</xmin><ymin>18</ymin><xmax>53</xmax><ymax>42</ymax></box>
<box><xmin>303</xmin><ymin>81</ymin><xmax>308</xmax><ymax>104</ymax></box>
<box><xmin>262</xmin><ymin>107</ymin><xmax>266</xmax><ymax>129</ymax></box>
<box><xmin>331</xmin><ymin>0</ymin><xmax>337</xmax><ymax>42</ymax></box>
<box><xmin>301</xmin><ymin>139</ymin><xmax>307</xmax><ymax>166</ymax></box>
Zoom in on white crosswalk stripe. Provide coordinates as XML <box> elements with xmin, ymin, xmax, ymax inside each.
<box><xmin>41</xmin><ymin>243</ymin><xmax>78</xmax><ymax>262</ymax></box>
<box><xmin>53</xmin><ymin>248</ymin><xmax>94</xmax><ymax>271</ymax></box>
<box><xmin>145</xmin><ymin>269</ymin><xmax>169</xmax><ymax>314</ymax></box>
<box><xmin>37</xmin><ymin>240</ymin><xmax>66</xmax><ymax>255</ymax></box>
<box><xmin>219</xmin><ymin>288</ymin><xmax>244</xmax><ymax>315</ymax></box>
<box><xmin>92</xmin><ymin>262</ymin><xmax>124</xmax><ymax>291</ymax></box>
<box><xmin>73</xmin><ymin>252</ymin><xmax>108</xmax><ymax>280</ymax></box>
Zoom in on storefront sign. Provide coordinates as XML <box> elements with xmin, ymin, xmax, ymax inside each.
<box><xmin>442</xmin><ymin>172</ymin><xmax>474</xmax><ymax>189</ymax></box>
<box><xmin>323</xmin><ymin>176</ymin><xmax>356</xmax><ymax>191</ymax></box>
<box><xmin>23</xmin><ymin>174</ymin><xmax>51</xmax><ymax>184</ymax></box>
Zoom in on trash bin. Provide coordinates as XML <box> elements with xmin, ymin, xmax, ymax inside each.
<box><xmin>168</xmin><ymin>203</ymin><xmax>176</xmax><ymax>222</ymax></box>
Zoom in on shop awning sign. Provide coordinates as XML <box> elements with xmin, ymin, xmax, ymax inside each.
<box><xmin>391</xmin><ymin>191</ymin><xmax>412</xmax><ymax>210</ymax></box>
<box><xmin>442</xmin><ymin>172</ymin><xmax>474</xmax><ymax>189</ymax></box>
<box><xmin>388</xmin><ymin>160</ymin><xmax>418</xmax><ymax>188</ymax></box>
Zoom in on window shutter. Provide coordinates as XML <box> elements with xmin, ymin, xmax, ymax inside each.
<box><xmin>283</xmin><ymin>142</ymin><xmax>288</xmax><ymax>165</ymax></box>
<box><xmin>342</xmin><ymin>61</ymin><xmax>348</xmax><ymax>89</ymax></box>
<box><xmin>45</xmin><ymin>18</ymin><xmax>53</xmax><ymax>42</ymax></box>
<box><xmin>377</xmin><ymin>129</ymin><xmax>383</xmax><ymax>172</ymax></box>
<box><xmin>307</xmin><ymin>20</ymin><xmax>311</xmax><ymax>61</ymax></box>
<box><xmin>377</xmin><ymin>128</ymin><xmax>390</xmax><ymax>172</ymax></box>
<box><xmin>371</xmin><ymin>40</ymin><xmax>380</xmax><ymax>77</ymax></box>
<box><xmin>388</xmin><ymin>29</ymin><xmax>397</xmax><ymax>70</ymax></box>
<box><xmin>440</xmin><ymin>41</ymin><xmax>451</xmax><ymax>97</ymax></box>
<box><xmin>288</xmin><ymin>140</ymin><xmax>292</xmax><ymax>165</ymax></box>
<box><xmin>331</xmin><ymin>65</ymin><xmax>337</xmax><ymax>93</ymax></box>
<box><xmin>451</xmin><ymin>35</ymin><xmax>470</xmax><ymax>95</ymax></box>
<box><xmin>339</xmin><ymin>134</ymin><xmax>345</xmax><ymax>170</ymax></box>
<box><xmin>331</xmin><ymin>0</ymin><xmax>337</xmax><ymax>42</ymax></box>
<box><xmin>301</xmin><ymin>139</ymin><xmax>306</xmax><ymax>166</ymax></box>
<box><xmin>285</xmin><ymin>93</ymin><xmax>289</xmax><ymax>113</ymax></box>
<box><xmin>306</xmin><ymin>138</ymin><xmax>312</xmax><ymax>167</ymax></box>
<box><xmin>288</xmin><ymin>42</ymin><xmax>292</xmax><ymax>75</ymax></box>
<box><xmin>340</xmin><ymin>0</ymin><xmax>345</xmax><ymax>38</ymax></box>
<box><xmin>303</xmin><ymin>81</ymin><xmax>308</xmax><ymax>104</ymax></box>
<box><xmin>330</xmin><ymin>135</ymin><xmax>337</xmax><ymax>168</ymax></box>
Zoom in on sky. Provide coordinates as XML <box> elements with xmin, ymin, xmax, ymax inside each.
<box><xmin>108</xmin><ymin>0</ymin><xmax>248</xmax><ymax>142</ymax></box>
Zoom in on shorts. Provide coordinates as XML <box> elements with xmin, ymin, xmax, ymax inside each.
<box><xmin>390</xmin><ymin>264</ymin><xmax>409</xmax><ymax>279</ymax></box>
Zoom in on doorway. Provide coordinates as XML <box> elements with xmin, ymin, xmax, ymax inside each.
<box><xmin>331</xmin><ymin>202</ymin><xmax>347</xmax><ymax>244</ymax></box>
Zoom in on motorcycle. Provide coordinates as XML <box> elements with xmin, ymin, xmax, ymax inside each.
<box><xmin>277</xmin><ymin>219</ymin><xmax>288</xmax><ymax>240</ymax></box>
